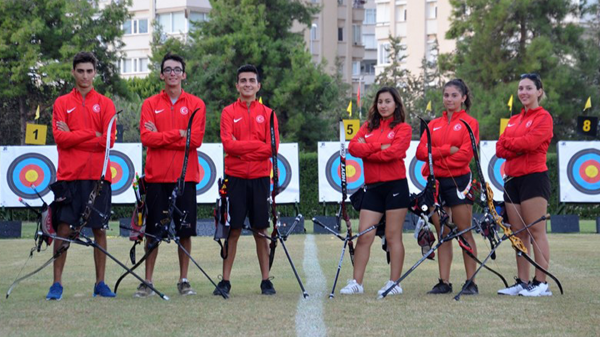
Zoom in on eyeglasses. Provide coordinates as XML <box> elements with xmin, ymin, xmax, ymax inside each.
<box><xmin>163</xmin><ymin>67</ymin><xmax>183</xmax><ymax>75</ymax></box>
<box><xmin>520</xmin><ymin>73</ymin><xmax>540</xmax><ymax>80</ymax></box>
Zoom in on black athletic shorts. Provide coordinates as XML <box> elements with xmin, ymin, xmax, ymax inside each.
<box><xmin>361</xmin><ymin>179</ymin><xmax>410</xmax><ymax>213</ymax></box>
<box><xmin>145</xmin><ymin>182</ymin><xmax>197</xmax><ymax>238</ymax></box>
<box><xmin>504</xmin><ymin>171</ymin><xmax>551</xmax><ymax>204</ymax></box>
<box><xmin>438</xmin><ymin>173</ymin><xmax>474</xmax><ymax>207</ymax></box>
<box><xmin>227</xmin><ymin>176</ymin><xmax>270</xmax><ymax>230</ymax></box>
<box><xmin>52</xmin><ymin>180</ymin><xmax>111</xmax><ymax>230</ymax></box>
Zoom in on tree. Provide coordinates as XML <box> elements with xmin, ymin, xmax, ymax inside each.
<box><xmin>147</xmin><ymin>0</ymin><xmax>348</xmax><ymax>150</ymax></box>
<box><xmin>443</xmin><ymin>0</ymin><xmax>600</xmax><ymax>140</ymax></box>
<box><xmin>371</xmin><ymin>36</ymin><xmax>446</xmax><ymax>134</ymax></box>
<box><xmin>0</xmin><ymin>0</ymin><xmax>130</xmax><ymax>145</ymax></box>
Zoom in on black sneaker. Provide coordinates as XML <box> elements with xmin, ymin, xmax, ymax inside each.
<box><xmin>213</xmin><ymin>280</ymin><xmax>231</xmax><ymax>296</ymax></box>
<box><xmin>427</xmin><ymin>279</ymin><xmax>453</xmax><ymax>294</ymax></box>
<box><xmin>260</xmin><ymin>279</ymin><xmax>276</xmax><ymax>295</ymax></box>
<box><xmin>460</xmin><ymin>281</ymin><xmax>479</xmax><ymax>295</ymax></box>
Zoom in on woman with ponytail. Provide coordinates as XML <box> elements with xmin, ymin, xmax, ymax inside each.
<box><xmin>415</xmin><ymin>79</ymin><xmax>480</xmax><ymax>295</ymax></box>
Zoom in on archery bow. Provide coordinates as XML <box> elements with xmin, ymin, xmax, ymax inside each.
<box><xmin>339</xmin><ymin>118</ymin><xmax>356</xmax><ymax>264</ymax></box>
<box><xmin>6</xmin><ymin>110</ymin><xmax>121</xmax><ymax>298</ymax></box>
<box><xmin>455</xmin><ymin>118</ymin><xmax>563</xmax><ymax>299</ymax></box>
<box><xmin>268</xmin><ymin>110</ymin><xmax>279</xmax><ymax>269</ymax></box>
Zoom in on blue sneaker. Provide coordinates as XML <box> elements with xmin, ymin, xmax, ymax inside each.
<box><xmin>46</xmin><ymin>282</ymin><xmax>63</xmax><ymax>301</ymax></box>
<box><xmin>93</xmin><ymin>281</ymin><xmax>116</xmax><ymax>298</ymax></box>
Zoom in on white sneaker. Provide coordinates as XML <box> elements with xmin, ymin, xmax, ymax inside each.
<box><xmin>378</xmin><ymin>280</ymin><xmax>403</xmax><ymax>296</ymax></box>
<box><xmin>519</xmin><ymin>282</ymin><xmax>552</xmax><ymax>297</ymax></box>
<box><xmin>497</xmin><ymin>278</ymin><xmax>527</xmax><ymax>296</ymax></box>
<box><xmin>340</xmin><ymin>279</ymin><xmax>364</xmax><ymax>294</ymax></box>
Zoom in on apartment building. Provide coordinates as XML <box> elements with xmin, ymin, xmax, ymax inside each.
<box><xmin>297</xmin><ymin>0</ymin><xmax>366</xmax><ymax>94</ymax></box>
<box><xmin>373</xmin><ymin>0</ymin><xmax>454</xmax><ymax>81</ymax></box>
<box><xmin>101</xmin><ymin>0</ymin><xmax>211</xmax><ymax>79</ymax></box>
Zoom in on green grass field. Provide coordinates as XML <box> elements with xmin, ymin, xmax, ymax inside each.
<box><xmin>1</xmin><ymin>222</ymin><xmax>599</xmax><ymax>337</ymax></box>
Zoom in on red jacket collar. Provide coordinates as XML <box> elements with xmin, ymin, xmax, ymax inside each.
<box><xmin>70</xmin><ymin>88</ymin><xmax>97</xmax><ymax>102</ymax></box>
<box><xmin>520</xmin><ymin>106</ymin><xmax>544</xmax><ymax>117</ymax></box>
<box><xmin>235</xmin><ymin>98</ymin><xmax>260</xmax><ymax>109</ymax></box>
<box><xmin>159</xmin><ymin>89</ymin><xmax>186</xmax><ymax>103</ymax></box>
<box><xmin>442</xmin><ymin>109</ymin><xmax>467</xmax><ymax>122</ymax></box>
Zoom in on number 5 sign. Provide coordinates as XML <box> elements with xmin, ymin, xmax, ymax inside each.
<box><xmin>577</xmin><ymin>116</ymin><xmax>598</xmax><ymax>138</ymax></box>
<box><xmin>25</xmin><ymin>123</ymin><xmax>48</xmax><ymax>145</ymax></box>
<box><xmin>343</xmin><ymin>119</ymin><xmax>360</xmax><ymax>141</ymax></box>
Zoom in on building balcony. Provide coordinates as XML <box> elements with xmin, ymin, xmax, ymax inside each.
<box><xmin>352</xmin><ymin>7</ymin><xmax>365</xmax><ymax>23</ymax></box>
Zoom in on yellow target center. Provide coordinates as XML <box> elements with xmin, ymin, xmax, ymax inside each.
<box><xmin>585</xmin><ymin>165</ymin><xmax>598</xmax><ymax>178</ymax></box>
<box><xmin>25</xmin><ymin>170</ymin><xmax>38</xmax><ymax>183</ymax></box>
<box><xmin>111</xmin><ymin>166</ymin><xmax>117</xmax><ymax>179</ymax></box>
<box><xmin>347</xmin><ymin>165</ymin><xmax>356</xmax><ymax>178</ymax></box>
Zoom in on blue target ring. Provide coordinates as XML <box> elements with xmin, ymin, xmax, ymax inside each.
<box><xmin>567</xmin><ymin>149</ymin><xmax>600</xmax><ymax>195</ymax></box>
<box><xmin>109</xmin><ymin>151</ymin><xmax>134</xmax><ymax>195</ymax></box>
<box><xmin>408</xmin><ymin>157</ymin><xmax>427</xmax><ymax>190</ymax></box>
<box><xmin>270</xmin><ymin>154</ymin><xmax>292</xmax><ymax>193</ymax></box>
<box><xmin>488</xmin><ymin>155</ymin><xmax>506</xmax><ymax>191</ymax></box>
<box><xmin>7</xmin><ymin>153</ymin><xmax>56</xmax><ymax>199</ymax></box>
<box><xmin>325</xmin><ymin>153</ymin><xmax>364</xmax><ymax>194</ymax></box>
<box><xmin>196</xmin><ymin>152</ymin><xmax>216</xmax><ymax>195</ymax></box>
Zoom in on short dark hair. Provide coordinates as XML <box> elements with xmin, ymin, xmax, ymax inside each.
<box><xmin>73</xmin><ymin>52</ymin><xmax>97</xmax><ymax>70</ymax></box>
<box><xmin>161</xmin><ymin>52</ymin><xmax>186</xmax><ymax>73</ymax></box>
<box><xmin>236</xmin><ymin>64</ymin><xmax>260</xmax><ymax>82</ymax></box>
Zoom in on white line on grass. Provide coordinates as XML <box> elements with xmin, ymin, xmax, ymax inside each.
<box><xmin>295</xmin><ymin>234</ymin><xmax>327</xmax><ymax>337</ymax></box>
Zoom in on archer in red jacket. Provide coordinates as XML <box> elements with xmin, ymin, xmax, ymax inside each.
<box><xmin>213</xmin><ymin>65</ymin><xmax>280</xmax><ymax>297</ymax></box>
<box><xmin>136</xmin><ymin>53</ymin><xmax>206</xmax><ymax>298</ymax></box>
<box><xmin>415</xmin><ymin>79</ymin><xmax>480</xmax><ymax>295</ymax></box>
<box><xmin>342</xmin><ymin>87</ymin><xmax>412</xmax><ymax>296</ymax></box>
<box><xmin>496</xmin><ymin>73</ymin><xmax>554</xmax><ymax>297</ymax></box>
<box><xmin>47</xmin><ymin>52</ymin><xmax>116</xmax><ymax>300</ymax></box>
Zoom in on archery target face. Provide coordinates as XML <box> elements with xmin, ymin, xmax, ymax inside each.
<box><xmin>487</xmin><ymin>155</ymin><xmax>506</xmax><ymax>191</ymax></box>
<box><xmin>566</xmin><ymin>148</ymin><xmax>600</xmax><ymax>195</ymax></box>
<box><xmin>408</xmin><ymin>157</ymin><xmax>427</xmax><ymax>190</ymax></box>
<box><xmin>270</xmin><ymin>154</ymin><xmax>292</xmax><ymax>193</ymax></box>
<box><xmin>195</xmin><ymin>144</ymin><xmax>223</xmax><ymax>203</ymax></box>
<box><xmin>197</xmin><ymin>151</ymin><xmax>217</xmax><ymax>195</ymax></box>
<box><xmin>7</xmin><ymin>153</ymin><xmax>56</xmax><ymax>199</ymax></box>
<box><xmin>479</xmin><ymin>141</ymin><xmax>504</xmax><ymax>201</ymax></box>
<box><xmin>404</xmin><ymin>141</ymin><xmax>424</xmax><ymax>194</ymax></box>
<box><xmin>325</xmin><ymin>151</ymin><xmax>364</xmax><ymax>194</ymax></box>
<box><xmin>109</xmin><ymin>150</ymin><xmax>135</xmax><ymax>195</ymax></box>
<box><xmin>558</xmin><ymin>141</ymin><xmax>600</xmax><ymax>203</ymax></box>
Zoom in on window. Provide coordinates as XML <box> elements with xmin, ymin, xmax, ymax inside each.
<box><xmin>361</xmin><ymin>60</ymin><xmax>376</xmax><ymax>75</ymax></box>
<box><xmin>363</xmin><ymin>9</ymin><xmax>376</xmax><ymax>25</ymax></box>
<box><xmin>376</xmin><ymin>4</ymin><xmax>389</xmax><ymax>25</ymax></box>
<box><xmin>396</xmin><ymin>5</ymin><xmax>407</xmax><ymax>22</ymax></box>
<box><xmin>189</xmin><ymin>12</ymin><xmax>209</xmax><ymax>30</ymax></box>
<box><xmin>353</xmin><ymin>25</ymin><xmax>361</xmax><ymax>45</ymax></box>
<box><xmin>338</xmin><ymin>27</ymin><xmax>344</xmax><ymax>41</ymax></box>
<box><xmin>121</xmin><ymin>58</ymin><xmax>149</xmax><ymax>74</ymax></box>
<box><xmin>123</xmin><ymin>18</ymin><xmax>148</xmax><ymax>35</ymax></box>
<box><xmin>427</xmin><ymin>2</ymin><xmax>437</xmax><ymax>19</ymax></box>
<box><xmin>362</xmin><ymin>33</ymin><xmax>376</xmax><ymax>49</ymax></box>
<box><xmin>378</xmin><ymin>43</ymin><xmax>390</xmax><ymax>64</ymax></box>
<box><xmin>353</xmin><ymin>61</ymin><xmax>361</xmax><ymax>76</ymax></box>
<box><xmin>122</xmin><ymin>59</ymin><xmax>132</xmax><ymax>74</ymax></box>
<box><xmin>158</xmin><ymin>12</ymin><xmax>186</xmax><ymax>33</ymax></box>
<box><xmin>426</xmin><ymin>35</ymin><xmax>437</xmax><ymax>61</ymax></box>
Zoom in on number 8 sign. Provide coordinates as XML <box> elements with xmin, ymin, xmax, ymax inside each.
<box><xmin>577</xmin><ymin>116</ymin><xmax>598</xmax><ymax>138</ymax></box>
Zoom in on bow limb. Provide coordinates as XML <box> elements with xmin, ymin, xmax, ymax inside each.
<box><xmin>460</xmin><ymin>119</ymin><xmax>562</xmax><ymax>293</ymax></box>
<box><xmin>268</xmin><ymin>110</ymin><xmax>279</xmax><ymax>270</ymax></box>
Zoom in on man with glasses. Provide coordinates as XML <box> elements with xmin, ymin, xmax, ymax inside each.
<box><xmin>136</xmin><ymin>53</ymin><xmax>206</xmax><ymax>297</ymax></box>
